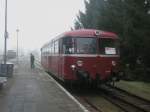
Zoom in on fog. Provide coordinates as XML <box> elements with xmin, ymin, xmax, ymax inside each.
<box><xmin>0</xmin><ymin>0</ymin><xmax>85</xmax><ymax>55</ymax></box>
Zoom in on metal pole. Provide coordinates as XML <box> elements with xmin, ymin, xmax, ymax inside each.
<box><xmin>4</xmin><ymin>0</ymin><xmax>8</xmax><ymax>64</ymax></box>
<box><xmin>16</xmin><ymin>29</ymin><xmax>19</xmax><ymax>64</ymax></box>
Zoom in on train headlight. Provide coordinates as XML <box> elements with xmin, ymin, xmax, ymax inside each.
<box><xmin>70</xmin><ymin>65</ymin><xmax>76</xmax><ymax>70</ymax></box>
<box><xmin>77</xmin><ymin>60</ymin><xmax>83</xmax><ymax>67</ymax></box>
<box><xmin>112</xmin><ymin>61</ymin><xmax>116</xmax><ymax>66</ymax></box>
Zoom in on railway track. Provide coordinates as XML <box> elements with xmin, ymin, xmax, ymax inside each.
<box><xmin>49</xmin><ymin>75</ymin><xmax>150</xmax><ymax>112</ymax></box>
<box><xmin>100</xmin><ymin>85</ymin><xmax>150</xmax><ymax>112</ymax></box>
<box><xmin>65</xmin><ymin>86</ymin><xmax>123</xmax><ymax>112</ymax></box>
<box><xmin>65</xmin><ymin>84</ymin><xmax>150</xmax><ymax>112</ymax></box>
<box><xmin>75</xmin><ymin>95</ymin><xmax>103</xmax><ymax>112</ymax></box>
<box><xmin>44</xmin><ymin>70</ymin><xmax>150</xmax><ymax>112</ymax></box>
<box><xmin>41</xmin><ymin>57</ymin><xmax>150</xmax><ymax>112</ymax></box>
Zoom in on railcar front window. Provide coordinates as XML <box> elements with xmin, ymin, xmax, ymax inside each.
<box><xmin>63</xmin><ymin>37</ymin><xmax>97</xmax><ymax>54</ymax></box>
<box><xmin>76</xmin><ymin>38</ymin><xmax>96</xmax><ymax>54</ymax></box>
<box><xmin>99</xmin><ymin>38</ymin><xmax>119</xmax><ymax>55</ymax></box>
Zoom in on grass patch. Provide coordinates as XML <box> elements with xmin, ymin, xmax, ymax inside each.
<box><xmin>116</xmin><ymin>80</ymin><xmax>150</xmax><ymax>101</ymax></box>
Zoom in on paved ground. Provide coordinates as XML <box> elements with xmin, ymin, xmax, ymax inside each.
<box><xmin>0</xmin><ymin>57</ymin><xmax>86</xmax><ymax>112</ymax></box>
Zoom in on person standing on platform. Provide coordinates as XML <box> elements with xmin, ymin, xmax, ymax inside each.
<box><xmin>30</xmin><ymin>53</ymin><xmax>35</xmax><ymax>69</ymax></box>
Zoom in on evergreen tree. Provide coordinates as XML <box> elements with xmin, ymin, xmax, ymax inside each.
<box><xmin>74</xmin><ymin>0</ymin><xmax>150</xmax><ymax>81</ymax></box>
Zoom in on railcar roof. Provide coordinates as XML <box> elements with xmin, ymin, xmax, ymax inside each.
<box><xmin>41</xmin><ymin>29</ymin><xmax>118</xmax><ymax>48</ymax></box>
<box><xmin>63</xmin><ymin>29</ymin><xmax>118</xmax><ymax>38</ymax></box>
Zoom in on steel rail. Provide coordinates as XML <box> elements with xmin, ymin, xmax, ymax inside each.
<box><xmin>100</xmin><ymin>85</ymin><xmax>150</xmax><ymax>112</ymax></box>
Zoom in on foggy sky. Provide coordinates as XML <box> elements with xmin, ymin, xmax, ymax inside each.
<box><xmin>0</xmin><ymin>0</ymin><xmax>85</xmax><ymax>54</ymax></box>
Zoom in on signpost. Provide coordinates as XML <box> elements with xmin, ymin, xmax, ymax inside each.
<box><xmin>4</xmin><ymin>0</ymin><xmax>8</xmax><ymax>64</ymax></box>
<box><xmin>0</xmin><ymin>0</ymin><xmax>13</xmax><ymax>86</ymax></box>
<box><xmin>16</xmin><ymin>29</ymin><xmax>19</xmax><ymax>64</ymax></box>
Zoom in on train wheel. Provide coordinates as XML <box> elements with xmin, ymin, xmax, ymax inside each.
<box><xmin>90</xmin><ymin>80</ymin><xmax>98</xmax><ymax>89</ymax></box>
<box><xmin>65</xmin><ymin>80</ymin><xmax>74</xmax><ymax>89</ymax></box>
<box><xmin>111</xmin><ymin>76</ymin><xmax>118</xmax><ymax>86</ymax></box>
<box><xmin>111</xmin><ymin>80</ymin><xmax>115</xmax><ymax>86</ymax></box>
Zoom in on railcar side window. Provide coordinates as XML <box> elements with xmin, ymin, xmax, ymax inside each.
<box><xmin>52</xmin><ymin>42</ymin><xmax>54</xmax><ymax>54</ymax></box>
<box><xmin>54</xmin><ymin>41</ymin><xmax>59</xmax><ymax>54</ymax></box>
<box><xmin>99</xmin><ymin>38</ymin><xmax>119</xmax><ymax>55</ymax></box>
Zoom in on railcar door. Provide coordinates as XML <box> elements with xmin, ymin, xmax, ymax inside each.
<box><xmin>58</xmin><ymin>38</ymin><xmax>64</xmax><ymax>79</ymax></box>
<box><xmin>59</xmin><ymin>37</ymin><xmax>76</xmax><ymax>80</ymax></box>
<box><xmin>53</xmin><ymin>40</ymin><xmax>60</xmax><ymax>77</ymax></box>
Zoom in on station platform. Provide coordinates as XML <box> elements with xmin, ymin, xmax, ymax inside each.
<box><xmin>0</xmin><ymin>57</ymin><xmax>88</xmax><ymax>112</ymax></box>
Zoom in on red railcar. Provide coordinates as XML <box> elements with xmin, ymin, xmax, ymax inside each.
<box><xmin>41</xmin><ymin>29</ymin><xmax>120</xmax><ymax>84</ymax></box>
